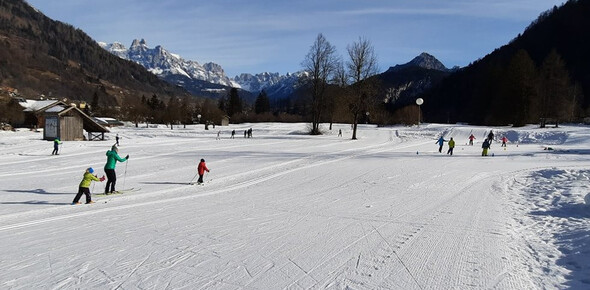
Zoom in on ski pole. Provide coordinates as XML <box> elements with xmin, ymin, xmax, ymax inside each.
<box><xmin>122</xmin><ymin>160</ymin><xmax>129</xmax><ymax>190</ymax></box>
<box><xmin>188</xmin><ymin>172</ymin><xmax>199</xmax><ymax>185</ymax></box>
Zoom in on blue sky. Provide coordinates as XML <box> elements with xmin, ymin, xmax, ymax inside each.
<box><xmin>26</xmin><ymin>0</ymin><xmax>564</xmax><ymax>77</ymax></box>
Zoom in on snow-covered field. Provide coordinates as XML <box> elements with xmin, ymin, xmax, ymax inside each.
<box><xmin>1</xmin><ymin>123</ymin><xmax>589</xmax><ymax>289</ymax></box>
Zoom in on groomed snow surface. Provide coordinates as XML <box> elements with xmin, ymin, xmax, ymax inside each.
<box><xmin>1</xmin><ymin>123</ymin><xmax>589</xmax><ymax>289</ymax></box>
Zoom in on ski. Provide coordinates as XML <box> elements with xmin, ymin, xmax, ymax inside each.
<box><xmin>94</xmin><ymin>188</ymin><xmax>140</xmax><ymax>196</ymax></box>
<box><xmin>117</xmin><ymin>187</ymin><xmax>140</xmax><ymax>193</ymax></box>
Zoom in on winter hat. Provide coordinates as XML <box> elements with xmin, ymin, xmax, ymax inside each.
<box><xmin>201</xmin><ymin>159</ymin><xmax>205</xmax><ymax>162</ymax></box>
<box><xmin>88</xmin><ymin>167</ymin><xmax>94</xmax><ymax>173</ymax></box>
<box><xmin>111</xmin><ymin>145</ymin><xmax>118</xmax><ymax>151</ymax></box>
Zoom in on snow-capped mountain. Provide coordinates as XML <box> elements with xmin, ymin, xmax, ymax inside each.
<box><xmin>233</xmin><ymin>72</ymin><xmax>284</xmax><ymax>92</ymax></box>
<box><xmin>99</xmin><ymin>39</ymin><xmax>239</xmax><ymax>88</ymax></box>
<box><xmin>234</xmin><ymin>71</ymin><xmax>306</xmax><ymax>100</ymax></box>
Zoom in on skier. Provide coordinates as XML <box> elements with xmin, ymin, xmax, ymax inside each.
<box><xmin>501</xmin><ymin>136</ymin><xmax>508</xmax><ymax>147</ymax></box>
<box><xmin>231</xmin><ymin>130</ymin><xmax>235</xmax><ymax>139</ymax></box>
<box><xmin>72</xmin><ymin>167</ymin><xmax>105</xmax><ymax>205</ymax></box>
<box><xmin>248</xmin><ymin>128</ymin><xmax>253</xmax><ymax>138</ymax></box>
<box><xmin>338</xmin><ymin>129</ymin><xmax>342</xmax><ymax>137</ymax></box>
<box><xmin>447</xmin><ymin>137</ymin><xmax>455</xmax><ymax>155</ymax></box>
<box><xmin>52</xmin><ymin>137</ymin><xmax>61</xmax><ymax>155</ymax></box>
<box><xmin>482</xmin><ymin>139</ymin><xmax>491</xmax><ymax>156</ymax></box>
<box><xmin>436</xmin><ymin>136</ymin><xmax>446</xmax><ymax>153</ymax></box>
<box><xmin>216</xmin><ymin>131</ymin><xmax>221</xmax><ymax>140</ymax></box>
<box><xmin>468</xmin><ymin>134</ymin><xmax>476</xmax><ymax>146</ymax></box>
<box><xmin>487</xmin><ymin>130</ymin><xmax>494</xmax><ymax>144</ymax></box>
<box><xmin>115</xmin><ymin>134</ymin><xmax>120</xmax><ymax>146</ymax></box>
<box><xmin>104</xmin><ymin>145</ymin><xmax>129</xmax><ymax>194</ymax></box>
<box><xmin>197</xmin><ymin>159</ymin><xmax>210</xmax><ymax>184</ymax></box>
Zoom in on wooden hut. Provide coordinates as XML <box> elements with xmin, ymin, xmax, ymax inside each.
<box><xmin>17</xmin><ymin>99</ymin><xmax>68</xmax><ymax>129</ymax></box>
<box><xmin>43</xmin><ymin>105</ymin><xmax>109</xmax><ymax>141</ymax></box>
<box><xmin>220</xmin><ymin>115</ymin><xmax>230</xmax><ymax>126</ymax></box>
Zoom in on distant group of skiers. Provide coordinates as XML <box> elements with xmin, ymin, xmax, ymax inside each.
<box><xmin>437</xmin><ymin>130</ymin><xmax>509</xmax><ymax>157</ymax></box>
<box><xmin>223</xmin><ymin>128</ymin><xmax>254</xmax><ymax>140</ymax></box>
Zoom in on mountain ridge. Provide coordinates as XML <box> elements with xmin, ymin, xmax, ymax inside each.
<box><xmin>99</xmin><ymin>39</ymin><xmax>239</xmax><ymax>88</ymax></box>
<box><xmin>0</xmin><ymin>0</ymin><xmax>191</xmax><ymax>105</ymax></box>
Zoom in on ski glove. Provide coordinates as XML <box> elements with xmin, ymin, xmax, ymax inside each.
<box><xmin>100</xmin><ymin>176</ymin><xmax>106</xmax><ymax>182</ymax></box>
<box><xmin>125</xmin><ymin>155</ymin><xmax>129</xmax><ymax>159</ymax></box>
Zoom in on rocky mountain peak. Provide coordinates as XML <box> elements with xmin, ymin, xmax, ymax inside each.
<box><xmin>387</xmin><ymin>52</ymin><xmax>448</xmax><ymax>73</ymax></box>
<box><xmin>100</xmin><ymin>39</ymin><xmax>237</xmax><ymax>88</ymax></box>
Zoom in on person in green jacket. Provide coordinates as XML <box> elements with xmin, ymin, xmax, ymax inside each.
<box><xmin>73</xmin><ymin>167</ymin><xmax>105</xmax><ymax>204</ymax></box>
<box><xmin>104</xmin><ymin>145</ymin><xmax>129</xmax><ymax>194</ymax></box>
<box><xmin>447</xmin><ymin>137</ymin><xmax>456</xmax><ymax>155</ymax></box>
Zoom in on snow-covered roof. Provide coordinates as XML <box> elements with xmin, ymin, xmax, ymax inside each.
<box><xmin>45</xmin><ymin>105</ymin><xmax>67</xmax><ymax>113</ymax></box>
<box><xmin>94</xmin><ymin>117</ymin><xmax>118</xmax><ymax>122</ymax></box>
<box><xmin>94</xmin><ymin>117</ymin><xmax>124</xmax><ymax>126</ymax></box>
<box><xmin>19</xmin><ymin>100</ymin><xmax>61</xmax><ymax>112</ymax></box>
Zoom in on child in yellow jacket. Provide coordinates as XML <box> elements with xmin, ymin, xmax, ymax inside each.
<box><xmin>73</xmin><ymin>168</ymin><xmax>105</xmax><ymax>205</ymax></box>
<box><xmin>447</xmin><ymin>137</ymin><xmax>455</xmax><ymax>155</ymax></box>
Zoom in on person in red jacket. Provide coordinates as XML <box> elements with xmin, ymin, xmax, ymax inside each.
<box><xmin>197</xmin><ymin>159</ymin><xmax>210</xmax><ymax>184</ymax></box>
<box><xmin>501</xmin><ymin>136</ymin><xmax>508</xmax><ymax>147</ymax></box>
<box><xmin>468</xmin><ymin>134</ymin><xmax>476</xmax><ymax>146</ymax></box>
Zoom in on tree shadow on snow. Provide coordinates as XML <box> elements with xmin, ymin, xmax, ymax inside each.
<box><xmin>0</xmin><ymin>200</ymin><xmax>71</xmax><ymax>206</ymax></box>
<box><xmin>546</xmin><ymin>149</ymin><xmax>590</xmax><ymax>155</ymax></box>
<box><xmin>4</xmin><ymin>189</ymin><xmax>71</xmax><ymax>195</ymax></box>
<box><xmin>530</xmin><ymin>204</ymin><xmax>590</xmax><ymax>219</ymax></box>
<box><xmin>140</xmin><ymin>181</ymin><xmax>190</xmax><ymax>185</ymax></box>
<box><xmin>531</xmin><ymin>204</ymin><xmax>590</xmax><ymax>288</ymax></box>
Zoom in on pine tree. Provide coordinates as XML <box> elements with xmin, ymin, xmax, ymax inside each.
<box><xmin>539</xmin><ymin>49</ymin><xmax>574</xmax><ymax>126</ymax></box>
<box><xmin>501</xmin><ymin>49</ymin><xmax>538</xmax><ymax>126</ymax></box>
<box><xmin>255</xmin><ymin>90</ymin><xmax>270</xmax><ymax>114</ymax></box>
<box><xmin>90</xmin><ymin>91</ymin><xmax>99</xmax><ymax>116</ymax></box>
<box><xmin>227</xmin><ymin>88</ymin><xmax>242</xmax><ymax>117</ymax></box>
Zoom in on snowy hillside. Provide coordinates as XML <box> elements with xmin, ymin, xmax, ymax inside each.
<box><xmin>1</xmin><ymin>123</ymin><xmax>589</xmax><ymax>289</ymax></box>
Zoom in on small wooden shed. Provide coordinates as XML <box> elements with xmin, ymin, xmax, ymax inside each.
<box><xmin>43</xmin><ymin>105</ymin><xmax>109</xmax><ymax>141</ymax></box>
<box><xmin>17</xmin><ymin>99</ymin><xmax>68</xmax><ymax>129</ymax></box>
<box><xmin>220</xmin><ymin>115</ymin><xmax>230</xmax><ymax>126</ymax></box>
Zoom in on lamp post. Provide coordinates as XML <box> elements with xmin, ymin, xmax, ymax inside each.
<box><xmin>415</xmin><ymin>98</ymin><xmax>424</xmax><ymax>127</ymax></box>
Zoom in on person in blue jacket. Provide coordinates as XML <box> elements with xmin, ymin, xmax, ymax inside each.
<box><xmin>104</xmin><ymin>145</ymin><xmax>128</xmax><ymax>194</ymax></box>
<box><xmin>436</xmin><ymin>136</ymin><xmax>447</xmax><ymax>153</ymax></box>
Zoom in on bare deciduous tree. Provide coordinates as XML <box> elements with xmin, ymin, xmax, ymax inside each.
<box><xmin>346</xmin><ymin>37</ymin><xmax>379</xmax><ymax>139</ymax></box>
<box><xmin>301</xmin><ymin>33</ymin><xmax>338</xmax><ymax>135</ymax></box>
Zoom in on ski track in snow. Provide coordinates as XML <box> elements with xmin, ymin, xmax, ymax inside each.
<box><xmin>1</xmin><ymin>123</ymin><xmax>590</xmax><ymax>289</ymax></box>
